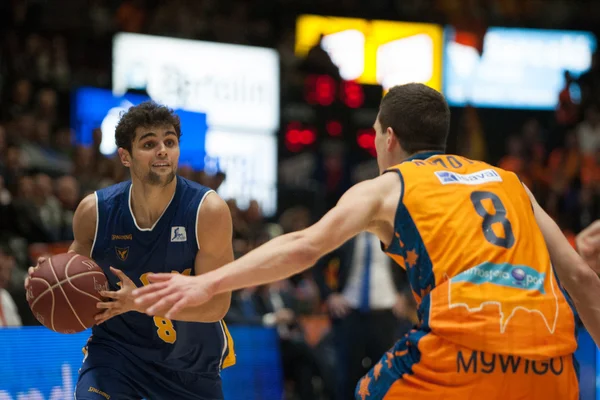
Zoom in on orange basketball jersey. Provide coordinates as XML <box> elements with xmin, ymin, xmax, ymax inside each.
<box><xmin>383</xmin><ymin>152</ymin><xmax>577</xmax><ymax>359</ymax></box>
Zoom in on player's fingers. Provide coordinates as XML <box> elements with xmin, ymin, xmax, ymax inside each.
<box><xmin>27</xmin><ymin>266</ymin><xmax>34</xmax><ymax>276</ymax></box>
<box><xmin>134</xmin><ymin>291</ymin><xmax>164</xmax><ymax>308</ymax></box>
<box><xmin>583</xmin><ymin>236</ymin><xmax>600</xmax><ymax>248</ymax></box>
<box><xmin>165</xmin><ymin>297</ymin><xmax>190</xmax><ymax>320</ymax></box>
<box><xmin>578</xmin><ymin>220</ymin><xmax>600</xmax><ymax>244</ymax></box>
<box><xmin>109</xmin><ymin>267</ymin><xmax>130</xmax><ymax>282</ymax></box>
<box><xmin>96</xmin><ymin>301</ymin><xmax>117</xmax><ymax>310</ymax></box>
<box><xmin>132</xmin><ymin>281</ymin><xmax>170</xmax><ymax>299</ymax></box>
<box><xmin>147</xmin><ymin>273</ymin><xmax>174</xmax><ymax>283</ymax></box>
<box><xmin>146</xmin><ymin>293</ymin><xmax>182</xmax><ymax>316</ymax></box>
<box><xmin>136</xmin><ymin>285</ymin><xmax>173</xmax><ymax>306</ymax></box>
<box><xmin>24</xmin><ymin>277</ymin><xmax>30</xmax><ymax>289</ymax></box>
<box><xmin>94</xmin><ymin>310</ymin><xmax>111</xmax><ymax>323</ymax></box>
<box><xmin>99</xmin><ymin>290</ymin><xmax>119</xmax><ymax>299</ymax></box>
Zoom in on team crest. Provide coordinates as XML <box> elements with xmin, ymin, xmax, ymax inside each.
<box><xmin>115</xmin><ymin>246</ymin><xmax>129</xmax><ymax>261</ymax></box>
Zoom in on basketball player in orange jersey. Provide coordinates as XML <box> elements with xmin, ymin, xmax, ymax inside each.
<box><xmin>133</xmin><ymin>84</ymin><xmax>600</xmax><ymax>399</ymax></box>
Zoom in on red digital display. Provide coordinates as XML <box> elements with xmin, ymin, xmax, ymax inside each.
<box><xmin>304</xmin><ymin>75</ymin><xmax>364</xmax><ymax>108</ymax></box>
<box><xmin>284</xmin><ymin>122</ymin><xmax>316</xmax><ymax>152</ymax></box>
<box><xmin>356</xmin><ymin>128</ymin><xmax>376</xmax><ymax>157</ymax></box>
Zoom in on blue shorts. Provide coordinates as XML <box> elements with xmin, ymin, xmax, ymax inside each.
<box><xmin>75</xmin><ymin>341</ymin><xmax>223</xmax><ymax>400</ymax></box>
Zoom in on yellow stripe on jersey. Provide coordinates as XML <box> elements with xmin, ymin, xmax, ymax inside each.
<box><xmin>221</xmin><ymin>320</ymin><xmax>236</xmax><ymax>369</ymax></box>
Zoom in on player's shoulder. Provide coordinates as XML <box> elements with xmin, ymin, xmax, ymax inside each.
<box><xmin>176</xmin><ymin>176</ymin><xmax>228</xmax><ymax>220</ymax></box>
<box><xmin>73</xmin><ymin>193</ymin><xmax>98</xmax><ymax>241</ymax></box>
<box><xmin>178</xmin><ymin>175</ymin><xmax>211</xmax><ymax>193</ymax></box>
<box><xmin>76</xmin><ymin>193</ymin><xmax>97</xmax><ymax>217</ymax></box>
<box><xmin>95</xmin><ymin>180</ymin><xmax>131</xmax><ymax>202</ymax></box>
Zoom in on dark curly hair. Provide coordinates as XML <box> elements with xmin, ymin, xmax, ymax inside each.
<box><xmin>115</xmin><ymin>101</ymin><xmax>182</xmax><ymax>153</ymax></box>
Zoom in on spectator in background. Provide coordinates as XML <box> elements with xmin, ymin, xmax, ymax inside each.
<box><xmin>498</xmin><ymin>135</ymin><xmax>529</xmax><ymax>185</ymax></box>
<box><xmin>115</xmin><ymin>0</ymin><xmax>147</xmax><ymax>33</ymax></box>
<box><xmin>546</xmin><ymin>130</ymin><xmax>582</xmax><ymax>190</ymax></box>
<box><xmin>0</xmin><ymin>244</ymin><xmax>22</xmax><ymax>327</ymax></box>
<box><xmin>33</xmin><ymin>173</ymin><xmax>62</xmax><ymax>241</ymax></box>
<box><xmin>576</xmin><ymin>104</ymin><xmax>600</xmax><ymax>155</ymax></box>
<box><xmin>226</xmin><ymin>279</ymin><xmax>325</xmax><ymax>400</ymax></box>
<box><xmin>556</xmin><ymin>70</ymin><xmax>580</xmax><ymax>130</ymax></box>
<box><xmin>54</xmin><ymin>175</ymin><xmax>80</xmax><ymax>241</ymax></box>
<box><xmin>313</xmin><ymin>231</ymin><xmax>413</xmax><ymax>400</ymax></box>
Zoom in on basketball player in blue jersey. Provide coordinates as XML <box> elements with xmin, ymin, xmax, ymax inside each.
<box><xmin>25</xmin><ymin>101</ymin><xmax>236</xmax><ymax>400</ymax></box>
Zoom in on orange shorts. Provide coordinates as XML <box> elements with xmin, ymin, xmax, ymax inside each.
<box><xmin>355</xmin><ymin>330</ymin><xmax>579</xmax><ymax>400</ymax></box>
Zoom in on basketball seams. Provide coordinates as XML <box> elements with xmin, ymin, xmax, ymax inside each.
<box><xmin>29</xmin><ymin>277</ymin><xmax>53</xmax><ymax>309</ymax></box>
<box><xmin>48</xmin><ymin>256</ymin><xmax>87</xmax><ymax>330</ymax></box>
<box><xmin>65</xmin><ymin>254</ymin><xmax>104</xmax><ymax>302</ymax></box>
<box><xmin>29</xmin><ymin>277</ymin><xmax>55</xmax><ymax>331</ymax></box>
<box><xmin>30</xmin><ymin>271</ymin><xmax>106</xmax><ymax>304</ymax></box>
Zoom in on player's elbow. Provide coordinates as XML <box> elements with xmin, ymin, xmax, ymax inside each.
<box><xmin>209</xmin><ymin>294</ymin><xmax>231</xmax><ymax>321</ymax></box>
<box><xmin>185</xmin><ymin>293</ymin><xmax>231</xmax><ymax>323</ymax></box>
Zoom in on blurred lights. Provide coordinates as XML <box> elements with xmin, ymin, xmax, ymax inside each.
<box><xmin>356</xmin><ymin>128</ymin><xmax>376</xmax><ymax>157</ymax></box>
<box><xmin>326</xmin><ymin>120</ymin><xmax>343</xmax><ymax>136</ymax></box>
<box><xmin>304</xmin><ymin>75</ymin><xmax>365</xmax><ymax>108</ymax></box>
<box><xmin>340</xmin><ymin>80</ymin><xmax>364</xmax><ymax>108</ymax></box>
<box><xmin>285</xmin><ymin>122</ymin><xmax>316</xmax><ymax>152</ymax></box>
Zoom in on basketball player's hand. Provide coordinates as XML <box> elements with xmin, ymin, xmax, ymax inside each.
<box><xmin>326</xmin><ymin>293</ymin><xmax>351</xmax><ymax>318</ymax></box>
<box><xmin>577</xmin><ymin>220</ymin><xmax>600</xmax><ymax>273</ymax></box>
<box><xmin>95</xmin><ymin>267</ymin><xmax>143</xmax><ymax>324</ymax></box>
<box><xmin>24</xmin><ymin>256</ymin><xmax>47</xmax><ymax>290</ymax></box>
<box><xmin>132</xmin><ymin>273</ymin><xmax>215</xmax><ymax>319</ymax></box>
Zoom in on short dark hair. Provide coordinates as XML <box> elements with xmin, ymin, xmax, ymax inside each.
<box><xmin>115</xmin><ymin>101</ymin><xmax>182</xmax><ymax>152</ymax></box>
<box><xmin>378</xmin><ymin>83</ymin><xmax>450</xmax><ymax>154</ymax></box>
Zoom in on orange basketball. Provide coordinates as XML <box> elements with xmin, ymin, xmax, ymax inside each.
<box><xmin>26</xmin><ymin>253</ymin><xmax>108</xmax><ymax>333</ymax></box>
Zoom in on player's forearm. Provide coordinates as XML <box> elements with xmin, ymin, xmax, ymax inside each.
<box><xmin>208</xmin><ymin>232</ymin><xmax>318</xmax><ymax>295</ymax></box>
<box><xmin>172</xmin><ymin>293</ymin><xmax>230</xmax><ymax>322</ymax></box>
<box><xmin>559</xmin><ymin>265</ymin><xmax>600</xmax><ymax>346</ymax></box>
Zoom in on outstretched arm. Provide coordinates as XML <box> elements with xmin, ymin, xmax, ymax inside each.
<box><xmin>525</xmin><ymin>186</ymin><xmax>600</xmax><ymax>346</ymax></box>
<box><xmin>133</xmin><ymin>176</ymin><xmax>390</xmax><ymax>318</ymax></box>
<box><xmin>575</xmin><ymin>220</ymin><xmax>600</xmax><ymax>273</ymax></box>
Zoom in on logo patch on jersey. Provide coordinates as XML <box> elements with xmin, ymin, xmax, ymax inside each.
<box><xmin>171</xmin><ymin>226</ymin><xmax>187</xmax><ymax>242</ymax></box>
<box><xmin>115</xmin><ymin>246</ymin><xmax>129</xmax><ymax>261</ymax></box>
<box><xmin>452</xmin><ymin>263</ymin><xmax>546</xmax><ymax>294</ymax></box>
<box><xmin>435</xmin><ymin>169</ymin><xmax>502</xmax><ymax>185</ymax></box>
<box><xmin>112</xmin><ymin>234</ymin><xmax>132</xmax><ymax>240</ymax></box>
<box><xmin>447</xmin><ymin>262</ymin><xmax>559</xmax><ymax>334</ymax></box>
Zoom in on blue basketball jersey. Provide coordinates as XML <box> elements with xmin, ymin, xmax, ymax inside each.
<box><xmin>89</xmin><ymin>176</ymin><xmax>235</xmax><ymax>374</ymax></box>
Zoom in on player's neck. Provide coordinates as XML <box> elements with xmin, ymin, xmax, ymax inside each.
<box><xmin>129</xmin><ymin>178</ymin><xmax>177</xmax><ymax>229</ymax></box>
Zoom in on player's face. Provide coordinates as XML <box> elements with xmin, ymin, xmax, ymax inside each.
<box><xmin>129</xmin><ymin>125</ymin><xmax>180</xmax><ymax>186</ymax></box>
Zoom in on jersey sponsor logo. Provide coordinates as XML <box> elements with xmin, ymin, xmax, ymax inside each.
<box><xmin>111</xmin><ymin>234</ymin><xmax>132</xmax><ymax>240</ymax></box>
<box><xmin>456</xmin><ymin>350</ymin><xmax>564</xmax><ymax>376</ymax></box>
<box><xmin>115</xmin><ymin>246</ymin><xmax>129</xmax><ymax>261</ymax></box>
<box><xmin>171</xmin><ymin>226</ymin><xmax>187</xmax><ymax>242</ymax></box>
<box><xmin>434</xmin><ymin>169</ymin><xmax>502</xmax><ymax>185</ymax></box>
<box><xmin>448</xmin><ymin>262</ymin><xmax>559</xmax><ymax>334</ymax></box>
<box><xmin>452</xmin><ymin>263</ymin><xmax>545</xmax><ymax>294</ymax></box>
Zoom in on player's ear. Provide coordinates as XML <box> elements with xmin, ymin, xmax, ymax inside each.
<box><xmin>385</xmin><ymin>127</ymin><xmax>398</xmax><ymax>152</ymax></box>
<box><xmin>118</xmin><ymin>147</ymin><xmax>131</xmax><ymax>168</ymax></box>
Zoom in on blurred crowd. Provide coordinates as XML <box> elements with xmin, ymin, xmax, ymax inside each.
<box><xmin>1</xmin><ymin>1</ymin><xmax>599</xmax><ymax>399</ymax></box>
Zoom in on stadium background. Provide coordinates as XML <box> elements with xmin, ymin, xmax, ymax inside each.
<box><xmin>1</xmin><ymin>0</ymin><xmax>600</xmax><ymax>399</ymax></box>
